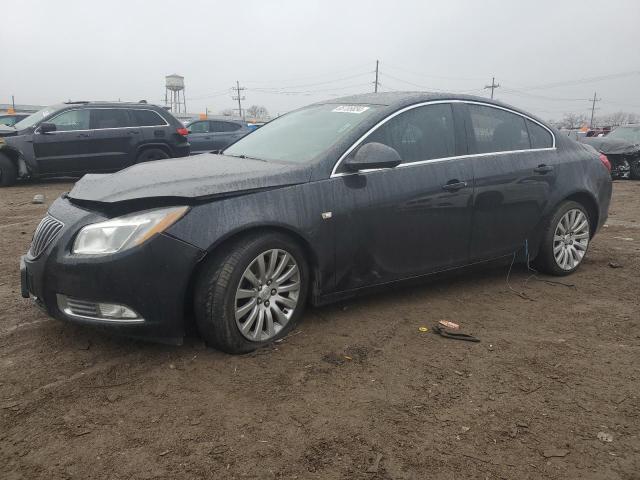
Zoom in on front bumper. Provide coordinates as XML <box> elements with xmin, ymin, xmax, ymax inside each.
<box><xmin>21</xmin><ymin>197</ymin><xmax>204</xmax><ymax>344</ymax></box>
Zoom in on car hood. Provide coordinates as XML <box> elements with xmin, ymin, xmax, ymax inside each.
<box><xmin>0</xmin><ymin>125</ymin><xmax>17</xmax><ymax>137</ymax></box>
<box><xmin>580</xmin><ymin>136</ymin><xmax>640</xmax><ymax>155</ymax></box>
<box><xmin>67</xmin><ymin>154</ymin><xmax>313</xmax><ymax>204</ymax></box>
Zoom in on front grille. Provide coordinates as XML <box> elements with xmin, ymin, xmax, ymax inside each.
<box><xmin>29</xmin><ymin>215</ymin><xmax>64</xmax><ymax>258</ymax></box>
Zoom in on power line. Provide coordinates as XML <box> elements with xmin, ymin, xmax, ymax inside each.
<box><xmin>249</xmin><ymin>82</ymin><xmax>372</xmax><ymax>96</ymax></box>
<box><xmin>499</xmin><ymin>87</ymin><xmax>589</xmax><ymax>102</ymax></box>
<box><xmin>384</xmin><ymin>63</ymin><xmax>486</xmax><ymax>82</ymax></box>
<box><xmin>379</xmin><ymin>72</ymin><xmax>442</xmax><ymax>91</ymax></box>
<box><xmin>380</xmin><ymin>73</ymin><xmax>486</xmax><ymax>95</ymax></box>
<box><xmin>186</xmin><ymin>89</ymin><xmax>231</xmax><ymax>101</ymax></box>
<box><xmin>247</xmin><ymin>71</ymin><xmax>371</xmax><ymax>91</ymax></box>
<box><xmin>511</xmin><ymin>70</ymin><xmax>640</xmax><ymax>92</ymax></box>
<box><xmin>243</xmin><ymin>62</ymin><xmax>372</xmax><ymax>85</ymax></box>
<box><xmin>484</xmin><ymin>77</ymin><xmax>500</xmax><ymax>99</ymax></box>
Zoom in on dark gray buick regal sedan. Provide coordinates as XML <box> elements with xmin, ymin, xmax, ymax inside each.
<box><xmin>21</xmin><ymin>92</ymin><xmax>612</xmax><ymax>353</ymax></box>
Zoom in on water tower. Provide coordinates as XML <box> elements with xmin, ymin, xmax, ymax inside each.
<box><xmin>165</xmin><ymin>74</ymin><xmax>186</xmax><ymax>113</ymax></box>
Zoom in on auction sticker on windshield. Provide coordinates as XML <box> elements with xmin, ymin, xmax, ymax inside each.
<box><xmin>332</xmin><ymin>105</ymin><xmax>370</xmax><ymax>114</ymax></box>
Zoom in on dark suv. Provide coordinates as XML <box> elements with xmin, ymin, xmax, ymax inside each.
<box><xmin>186</xmin><ymin>116</ymin><xmax>252</xmax><ymax>153</ymax></box>
<box><xmin>0</xmin><ymin>101</ymin><xmax>190</xmax><ymax>186</ymax></box>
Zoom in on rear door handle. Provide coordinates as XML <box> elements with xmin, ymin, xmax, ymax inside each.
<box><xmin>78</xmin><ymin>133</ymin><xmax>91</xmax><ymax>138</ymax></box>
<box><xmin>534</xmin><ymin>164</ymin><xmax>553</xmax><ymax>174</ymax></box>
<box><xmin>128</xmin><ymin>130</ymin><xmax>140</xmax><ymax>135</ymax></box>
<box><xmin>442</xmin><ymin>180</ymin><xmax>468</xmax><ymax>192</ymax></box>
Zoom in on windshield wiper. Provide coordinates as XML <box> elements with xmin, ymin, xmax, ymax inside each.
<box><xmin>224</xmin><ymin>153</ymin><xmax>268</xmax><ymax>162</ymax></box>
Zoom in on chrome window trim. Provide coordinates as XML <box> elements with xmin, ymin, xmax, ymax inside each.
<box><xmin>330</xmin><ymin>99</ymin><xmax>556</xmax><ymax>178</ymax></box>
<box><xmin>44</xmin><ymin>107</ymin><xmax>169</xmax><ymax>133</ymax></box>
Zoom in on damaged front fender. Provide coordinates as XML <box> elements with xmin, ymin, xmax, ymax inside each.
<box><xmin>580</xmin><ymin>137</ymin><xmax>640</xmax><ymax>179</ymax></box>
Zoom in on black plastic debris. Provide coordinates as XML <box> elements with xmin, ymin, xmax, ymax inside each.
<box><xmin>433</xmin><ymin>324</ymin><xmax>480</xmax><ymax>342</ymax></box>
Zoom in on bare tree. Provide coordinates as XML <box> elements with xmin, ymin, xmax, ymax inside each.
<box><xmin>220</xmin><ymin>108</ymin><xmax>234</xmax><ymax>116</ymax></box>
<box><xmin>595</xmin><ymin>111</ymin><xmax>640</xmax><ymax>127</ymax></box>
<box><xmin>246</xmin><ymin>105</ymin><xmax>269</xmax><ymax>120</ymax></box>
<box><xmin>559</xmin><ymin>112</ymin><xmax>589</xmax><ymax>130</ymax></box>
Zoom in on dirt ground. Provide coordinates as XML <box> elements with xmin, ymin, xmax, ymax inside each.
<box><xmin>1</xmin><ymin>180</ymin><xmax>638</xmax><ymax>480</ymax></box>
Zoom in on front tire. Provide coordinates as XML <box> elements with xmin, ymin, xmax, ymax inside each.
<box><xmin>0</xmin><ymin>153</ymin><xmax>17</xmax><ymax>187</ymax></box>
<box><xmin>535</xmin><ymin>201</ymin><xmax>591</xmax><ymax>276</ymax></box>
<box><xmin>194</xmin><ymin>233</ymin><xmax>309</xmax><ymax>354</ymax></box>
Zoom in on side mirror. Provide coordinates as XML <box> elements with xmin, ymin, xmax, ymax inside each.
<box><xmin>344</xmin><ymin>142</ymin><xmax>401</xmax><ymax>171</ymax></box>
<box><xmin>37</xmin><ymin>122</ymin><xmax>56</xmax><ymax>134</ymax></box>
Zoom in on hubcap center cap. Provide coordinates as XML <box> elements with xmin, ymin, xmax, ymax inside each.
<box><xmin>258</xmin><ymin>286</ymin><xmax>271</xmax><ymax>302</ymax></box>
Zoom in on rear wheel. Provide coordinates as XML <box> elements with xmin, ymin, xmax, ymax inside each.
<box><xmin>0</xmin><ymin>153</ymin><xmax>17</xmax><ymax>187</ymax></box>
<box><xmin>535</xmin><ymin>201</ymin><xmax>591</xmax><ymax>276</ymax></box>
<box><xmin>194</xmin><ymin>233</ymin><xmax>309</xmax><ymax>354</ymax></box>
<box><xmin>136</xmin><ymin>148</ymin><xmax>170</xmax><ymax>163</ymax></box>
<box><xmin>630</xmin><ymin>159</ymin><xmax>640</xmax><ymax>180</ymax></box>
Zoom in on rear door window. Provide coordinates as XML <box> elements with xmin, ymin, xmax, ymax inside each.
<box><xmin>189</xmin><ymin>121</ymin><xmax>210</xmax><ymax>133</ymax></box>
<box><xmin>468</xmin><ymin>104</ymin><xmax>530</xmax><ymax>153</ymax></box>
<box><xmin>90</xmin><ymin>109</ymin><xmax>132</xmax><ymax>129</ymax></box>
<box><xmin>526</xmin><ymin>119</ymin><xmax>553</xmax><ymax>148</ymax></box>
<box><xmin>131</xmin><ymin>109</ymin><xmax>166</xmax><ymax>127</ymax></box>
<box><xmin>210</xmin><ymin>121</ymin><xmax>241</xmax><ymax>132</ymax></box>
<box><xmin>48</xmin><ymin>109</ymin><xmax>90</xmax><ymax>131</ymax></box>
<box><xmin>362</xmin><ymin>103</ymin><xmax>456</xmax><ymax>163</ymax></box>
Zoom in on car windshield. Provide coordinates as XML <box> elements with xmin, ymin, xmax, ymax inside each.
<box><xmin>0</xmin><ymin>116</ymin><xmax>18</xmax><ymax>127</ymax></box>
<box><xmin>224</xmin><ymin>103</ymin><xmax>380</xmax><ymax>163</ymax></box>
<box><xmin>13</xmin><ymin>106</ymin><xmax>59</xmax><ymax>130</ymax></box>
<box><xmin>607</xmin><ymin>126</ymin><xmax>640</xmax><ymax>143</ymax></box>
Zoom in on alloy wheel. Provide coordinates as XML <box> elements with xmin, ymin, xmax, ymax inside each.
<box><xmin>553</xmin><ymin>208</ymin><xmax>589</xmax><ymax>271</ymax></box>
<box><xmin>234</xmin><ymin>249</ymin><xmax>301</xmax><ymax>342</ymax></box>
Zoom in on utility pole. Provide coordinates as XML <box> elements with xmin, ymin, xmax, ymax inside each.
<box><xmin>484</xmin><ymin>76</ymin><xmax>500</xmax><ymax>99</ymax></box>
<box><xmin>11</xmin><ymin>95</ymin><xmax>15</xmax><ymax>111</ymax></box>
<box><xmin>374</xmin><ymin>60</ymin><xmax>380</xmax><ymax>93</ymax></box>
<box><xmin>589</xmin><ymin>91</ymin><xmax>601</xmax><ymax>128</ymax></box>
<box><xmin>232</xmin><ymin>80</ymin><xmax>246</xmax><ymax>119</ymax></box>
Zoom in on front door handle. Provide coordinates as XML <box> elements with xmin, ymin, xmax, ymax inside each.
<box><xmin>78</xmin><ymin>133</ymin><xmax>91</xmax><ymax>138</ymax></box>
<box><xmin>534</xmin><ymin>164</ymin><xmax>553</xmax><ymax>174</ymax></box>
<box><xmin>442</xmin><ymin>180</ymin><xmax>468</xmax><ymax>192</ymax></box>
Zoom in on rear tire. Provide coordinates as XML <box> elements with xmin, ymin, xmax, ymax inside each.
<box><xmin>630</xmin><ymin>159</ymin><xmax>640</xmax><ymax>180</ymax></box>
<box><xmin>0</xmin><ymin>153</ymin><xmax>17</xmax><ymax>187</ymax></box>
<box><xmin>194</xmin><ymin>232</ymin><xmax>309</xmax><ymax>354</ymax></box>
<box><xmin>136</xmin><ymin>148</ymin><xmax>170</xmax><ymax>163</ymax></box>
<box><xmin>534</xmin><ymin>201</ymin><xmax>591</xmax><ymax>276</ymax></box>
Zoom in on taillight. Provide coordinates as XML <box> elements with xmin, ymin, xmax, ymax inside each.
<box><xmin>599</xmin><ymin>152</ymin><xmax>611</xmax><ymax>173</ymax></box>
<box><xmin>176</xmin><ymin>127</ymin><xmax>188</xmax><ymax>136</ymax></box>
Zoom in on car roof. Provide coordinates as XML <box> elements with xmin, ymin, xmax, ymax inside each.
<box><xmin>59</xmin><ymin>101</ymin><xmax>165</xmax><ymax>109</ymax></box>
<box><xmin>314</xmin><ymin>91</ymin><xmax>547</xmax><ymax>124</ymax></box>
<box><xmin>188</xmin><ymin>116</ymin><xmax>245</xmax><ymax>123</ymax></box>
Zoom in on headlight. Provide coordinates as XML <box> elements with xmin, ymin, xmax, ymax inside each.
<box><xmin>73</xmin><ymin>206</ymin><xmax>188</xmax><ymax>255</ymax></box>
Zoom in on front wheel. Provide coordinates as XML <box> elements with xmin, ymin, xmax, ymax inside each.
<box><xmin>0</xmin><ymin>153</ymin><xmax>17</xmax><ymax>187</ymax></box>
<box><xmin>534</xmin><ymin>201</ymin><xmax>591</xmax><ymax>276</ymax></box>
<box><xmin>194</xmin><ymin>233</ymin><xmax>309</xmax><ymax>354</ymax></box>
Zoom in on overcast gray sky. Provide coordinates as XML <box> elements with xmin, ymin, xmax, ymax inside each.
<box><xmin>2</xmin><ymin>0</ymin><xmax>639</xmax><ymax>120</ymax></box>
